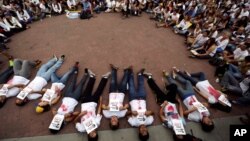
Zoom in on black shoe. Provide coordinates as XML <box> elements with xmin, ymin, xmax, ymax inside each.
<box><xmin>60</xmin><ymin>55</ymin><xmax>65</xmax><ymax>60</ymax></box>
<box><xmin>110</xmin><ymin>64</ymin><xmax>119</xmax><ymax>70</ymax></box>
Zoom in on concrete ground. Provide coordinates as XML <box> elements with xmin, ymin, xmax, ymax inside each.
<box><xmin>0</xmin><ymin>13</ymin><xmax>249</xmax><ymax>140</ymax></box>
<box><xmin>1</xmin><ymin>115</ymin><xmax>246</xmax><ymax>141</ymax></box>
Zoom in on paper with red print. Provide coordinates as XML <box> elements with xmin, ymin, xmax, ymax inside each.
<box><xmin>172</xmin><ymin>118</ymin><xmax>186</xmax><ymax>135</ymax></box>
<box><xmin>42</xmin><ymin>89</ymin><xmax>56</xmax><ymax>103</ymax></box>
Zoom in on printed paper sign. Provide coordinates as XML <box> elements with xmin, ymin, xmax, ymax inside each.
<box><xmin>0</xmin><ymin>84</ymin><xmax>9</xmax><ymax>96</ymax></box>
<box><xmin>137</xmin><ymin>109</ymin><xmax>146</xmax><ymax>122</ymax></box>
<box><xmin>49</xmin><ymin>114</ymin><xmax>64</xmax><ymax>130</ymax></box>
<box><xmin>192</xmin><ymin>102</ymin><xmax>208</xmax><ymax>113</ymax></box>
<box><xmin>109</xmin><ymin>99</ymin><xmax>120</xmax><ymax>111</ymax></box>
<box><xmin>172</xmin><ymin>119</ymin><xmax>186</xmax><ymax>135</ymax></box>
<box><xmin>17</xmin><ymin>87</ymin><xmax>32</xmax><ymax>100</ymax></box>
<box><xmin>218</xmin><ymin>95</ymin><xmax>231</xmax><ymax>107</ymax></box>
<box><xmin>83</xmin><ymin>117</ymin><xmax>98</xmax><ymax>134</ymax></box>
<box><xmin>42</xmin><ymin>89</ymin><xmax>56</xmax><ymax>103</ymax></box>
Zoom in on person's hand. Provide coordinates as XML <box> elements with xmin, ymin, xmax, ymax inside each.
<box><xmin>132</xmin><ymin>111</ymin><xmax>138</xmax><ymax>116</ymax></box>
<box><xmin>124</xmin><ymin>104</ymin><xmax>129</xmax><ymax>109</ymax></box>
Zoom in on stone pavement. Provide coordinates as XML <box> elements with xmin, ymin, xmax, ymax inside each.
<box><xmin>1</xmin><ymin>115</ymin><xmax>245</xmax><ymax>141</ymax></box>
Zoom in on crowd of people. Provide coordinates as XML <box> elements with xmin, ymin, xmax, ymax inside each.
<box><xmin>0</xmin><ymin>0</ymin><xmax>250</xmax><ymax>141</ymax></box>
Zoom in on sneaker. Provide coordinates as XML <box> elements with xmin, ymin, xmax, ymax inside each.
<box><xmin>34</xmin><ymin>60</ymin><xmax>42</xmax><ymax>68</ymax></box>
<box><xmin>143</xmin><ymin>72</ymin><xmax>152</xmax><ymax>78</ymax></box>
<box><xmin>172</xmin><ymin>71</ymin><xmax>176</xmax><ymax>79</ymax></box>
<box><xmin>87</xmin><ymin>69</ymin><xmax>96</xmax><ymax>77</ymax></box>
<box><xmin>53</xmin><ymin>54</ymin><xmax>58</xmax><ymax>61</ymax></box>
<box><xmin>74</xmin><ymin>61</ymin><xmax>79</xmax><ymax>68</ymax></box>
<box><xmin>184</xmin><ymin>71</ymin><xmax>191</xmax><ymax>77</ymax></box>
<box><xmin>60</xmin><ymin>55</ymin><xmax>65</xmax><ymax>60</ymax></box>
<box><xmin>102</xmin><ymin>72</ymin><xmax>111</xmax><ymax>78</ymax></box>
<box><xmin>124</xmin><ymin>65</ymin><xmax>133</xmax><ymax>71</ymax></box>
<box><xmin>162</xmin><ymin>70</ymin><xmax>169</xmax><ymax>77</ymax></box>
<box><xmin>215</xmin><ymin>78</ymin><xmax>220</xmax><ymax>83</ymax></box>
<box><xmin>172</xmin><ymin>67</ymin><xmax>180</xmax><ymax>73</ymax></box>
<box><xmin>9</xmin><ymin>60</ymin><xmax>14</xmax><ymax>67</ymax></box>
<box><xmin>138</xmin><ymin>68</ymin><xmax>145</xmax><ymax>75</ymax></box>
<box><xmin>110</xmin><ymin>64</ymin><xmax>119</xmax><ymax>70</ymax></box>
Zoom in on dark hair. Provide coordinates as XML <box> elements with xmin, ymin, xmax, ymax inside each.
<box><xmin>0</xmin><ymin>97</ymin><xmax>6</xmax><ymax>108</ymax></box>
<box><xmin>201</xmin><ymin>121</ymin><xmax>214</xmax><ymax>132</ymax></box>
<box><xmin>109</xmin><ymin>121</ymin><xmax>119</xmax><ymax>130</ymax></box>
<box><xmin>88</xmin><ymin>133</ymin><xmax>99</xmax><ymax>141</ymax></box>
<box><xmin>42</xmin><ymin>104</ymin><xmax>51</xmax><ymax>112</ymax></box>
<box><xmin>139</xmin><ymin>131</ymin><xmax>149</xmax><ymax>141</ymax></box>
<box><xmin>245</xmin><ymin>56</ymin><xmax>250</xmax><ymax>62</ymax></box>
<box><xmin>16</xmin><ymin>100</ymin><xmax>26</xmax><ymax>106</ymax></box>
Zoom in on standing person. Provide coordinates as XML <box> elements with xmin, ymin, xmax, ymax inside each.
<box><xmin>15</xmin><ymin>55</ymin><xmax>65</xmax><ymax>106</ymax></box>
<box><xmin>163</xmin><ymin>69</ymin><xmax>214</xmax><ymax>132</ymax></box>
<box><xmin>0</xmin><ymin>58</ymin><xmax>41</xmax><ymax>108</ymax></box>
<box><xmin>74</xmin><ymin>70</ymin><xmax>110</xmax><ymax>141</ymax></box>
<box><xmin>35</xmin><ymin>62</ymin><xmax>79</xmax><ymax>113</ymax></box>
<box><xmin>127</xmin><ymin>69</ymin><xmax>154</xmax><ymax>141</ymax></box>
<box><xmin>49</xmin><ymin>67</ymin><xmax>89</xmax><ymax>133</ymax></box>
<box><xmin>102</xmin><ymin>64</ymin><xmax>130</xmax><ymax>130</ymax></box>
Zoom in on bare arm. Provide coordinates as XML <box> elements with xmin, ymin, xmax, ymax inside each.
<box><xmin>97</xmin><ymin>96</ymin><xmax>102</xmax><ymax>115</ymax></box>
<box><xmin>159</xmin><ymin>106</ymin><xmax>166</xmax><ymax>122</ymax></box>
<box><xmin>177</xmin><ymin>98</ymin><xmax>184</xmax><ymax>118</ymax></box>
<box><xmin>183</xmin><ymin>107</ymin><xmax>197</xmax><ymax>116</ymax></box>
<box><xmin>51</xmin><ymin>95</ymin><xmax>61</xmax><ymax>105</ymax></box>
<box><xmin>145</xmin><ymin>110</ymin><xmax>154</xmax><ymax>116</ymax></box>
<box><xmin>119</xmin><ymin>103</ymin><xmax>129</xmax><ymax>110</ymax></box>
<box><xmin>193</xmin><ymin>87</ymin><xmax>209</xmax><ymax>100</ymax></box>
<box><xmin>73</xmin><ymin>111</ymin><xmax>87</xmax><ymax>123</ymax></box>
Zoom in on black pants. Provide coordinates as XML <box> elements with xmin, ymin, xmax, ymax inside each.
<box><xmin>81</xmin><ymin>76</ymin><xmax>108</xmax><ymax>103</ymax></box>
<box><xmin>0</xmin><ymin>67</ymin><xmax>13</xmax><ymax>84</ymax></box>
<box><xmin>147</xmin><ymin>78</ymin><xmax>177</xmax><ymax>104</ymax></box>
<box><xmin>64</xmin><ymin>72</ymin><xmax>88</xmax><ymax>101</ymax></box>
<box><xmin>109</xmin><ymin>68</ymin><xmax>130</xmax><ymax>93</ymax></box>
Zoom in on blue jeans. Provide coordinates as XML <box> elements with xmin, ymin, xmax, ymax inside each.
<box><xmin>228</xmin><ymin>64</ymin><xmax>242</xmax><ymax>80</ymax></box>
<box><xmin>128</xmin><ymin>73</ymin><xmax>146</xmax><ymax>101</ymax></box>
<box><xmin>178</xmin><ymin>71</ymin><xmax>206</xmax><ymax>86</ymax></box>
<box><xmin>109</xmin><ymin>68</ymin><xmax>130</xmax><ymax>94</ymax></box>
<box><xmin>51</xmin><ymin>67</ymin><xmax>75</xmax><ymax>84</ymax></box>
<box><xmin>36</xmin><ymin>58</ymin><xmax>63</xmax><ymax>81</ymax></box>
<box><xmin>166</xmin><ymin>75</ymin><xmax>195</xmax><ymax>100</ymax></box>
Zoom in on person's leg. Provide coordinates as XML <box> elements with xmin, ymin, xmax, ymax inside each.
<box><xmin>69</xmin><ymin>73</ymin><xmax>88</xmax><ymax>100</ymax></box>
<box><xmin>137</xmin><ymin>74</ymin><xmax>146</xmax><ymax>100</ymax></box>
<box><xmin>147</xmin><ymin>77</ymin><xmax>166</xmax><ymax>103</ymax></box>
<box><xmin>81</xmin><ymin>76</ymin><xmax>96</xmax><ymax>103</ymax></box>
<box><xmin>175</xmin><ymin>75</ymin><xmax>194</xmax><ymax>93</ymax></box>
<box><xmin>118</xmin><ymin>69</ymin><xmax>130</xmax><ymax>93</ymax></box>
<box><xmin>91</xmin><ymin>77</ymin><xmax>108</xmax><ymax>103</ymax></box>
<box><xmin>177</xmin><ymin>71</ymin><xmax>198</xmax><ymax>86</ymax></box>
<box><xmin>228</xmin><ymin>64</ymin><xmax>242</xmax><ymax>80</ymax></box>
<box><xmin>0</xmin><ymin>67</ymin><xmax>13</xmax><ymax>84</ymax></box>
<box><xmin>13</xmin><ymin>59</ymin><xmax>22</xmax><ymax>76</ymax></box>
<box><xmin>36</xmin><ymin>57</ymin><xmax>57</xmax><ymax>77</ymax></box>
<box><xmin>190</xmin><ymin>72</ymin><xmax>206</xmax><ymax>81</ymax></box>
<box><xmin>42</xmin><ymin>59</ymin><xmax>63</xmax><ymax>81</ymax></box>
<box><xmin>109</xmin><ymin>68</ymin><xmax>118</xmax><ymax>93</ymax></box>
<box><xmin>51</xmin><ymin>72</ymin><xmax>60</xmax><ymax>83</ymax></box>
<box><xmin>220</xmin><ymin>71</ymin><xmax>240</xmax><ymax>88</ymax></box>
<box><xmin>128</xmin><ymin>72</ymin><xmax>137</xmax><ymax>101</ymax></box>
<box><xmin>64</xmin><ymin>70</ymin><xmax>79</xmax><ymax>97</ymax></box>
<box><xmin>19</xmin><ymin>60</ymin><xmax>36</xmax><ymax>79</ymax></box>
<box><xmin>58</xmin><ymin>67</ymin><xmax>75</xmax><ymax>84</ymax></box>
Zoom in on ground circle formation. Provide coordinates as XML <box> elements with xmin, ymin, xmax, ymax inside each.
<box><xmin>0</xmin><ymin>13</ymin><xmax>248</xmax><ymax>139</ymax></box>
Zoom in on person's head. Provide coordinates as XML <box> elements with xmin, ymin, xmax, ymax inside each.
<box><xmin>237</xmin><ymin>26</ymin><xmax>245</xmax><ymax>33</ymax></box>
<box><xmin>203</xmin><ymin>31</ymin><xmax>209</xmax><ymax>37</ymax></box>
<box><xmin>15</xmin><ymin>98</ymin><xmax>26</xmax><ymax>106</ymax></box>
<box><xmin>88</xmin><ymin>130</ymin><xmax>98</xmax><ymax>141</ymax></box>
<box><xmin>201</xmin><ymin>116</ymin><xmax>214</xmax><ymax>132</ymax></box>
<box><xmin>138</xmin><ymin>125</ymin><xmax>149</xmax><ymax>141</ymax></box>
<box><xmin>238</xmin><ymin>42</ymin><xmax>247</xmax><ymax>51</ymax></box>
<box><xmin>109</xmin><ymin>116</ymin><xmax>119</xmax><ymax>130</ymax></box>
<box><xmin>0</xmin><ymin>96</ymin><xmax>7</xmax><ymax>108</ymax></box>
<box><xmin>36</xmin><ymin>103</ymin><xmax>51</xmax><ymax>113</ymax></box>
<box><xmin>244</xmin><ymin>55</ymin><xmax>250</xmax><ymax>63</ymax></box>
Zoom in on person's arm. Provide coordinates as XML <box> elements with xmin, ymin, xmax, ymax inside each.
<box><xmin>73</xmin><ymin>111</ymin><xmax>87</xmax><ymax>123</ymax></box>
<box><xmin>183</xmin><ymin>106</ymin><xmax>197</xmax><ymax>116</ymax></box>
<box><xmin>119</xmin><ymin>103</ymin><xmax>129</xmax><ymax>110</ymax></box>
<box><xmin>145</xmin><ymin>110</ymin><xmax>154</xmax><ymax>116</ymax></box>
<box><xmin>65</xmin><ymin>111</ymin><xmax>80</xmax><ymax>122</ymax></box>
<box><xmin>159</xmin><ymin>106</ymin><xmax>166</xmax><ymax>122</ymax></box>
<box><xmin>101</xmin><ymin>104</ymin><xmax>109</xmax><ymax>110</ymax></box>
<box><xmin>52</xmin><ymin>108</ymin><xmax>57</xmax><ymax>116</ymax></box>
<box><xmin>97</xmin><ymin>96</ymin><xmax>102</xmax><ymax>115</ymax></box>
<box><xmin>7</xmin><ymin>84</ymin><xmax>26</xmax><ymax>89</ymax></box>
<box><xmin>193</xmin><ymin>86</ymin><xmax>209</xmax><ymax>100</ymax></box>
<box><xmin>177</xmin><ymin>98</ymin><xmax>184</xmax><ymax>118</ymax></box>
<box><xmin>51</xmin><ymin>95</ymin><xmax>61</xmax><ymax>105</ymax></box>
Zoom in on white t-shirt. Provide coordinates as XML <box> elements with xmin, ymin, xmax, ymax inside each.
<box><xmin>25</xmin><ymin>76</ymin><xmax>47</xmax><ymax>100</ymax></box>
<box><xmin>163</xmin><ymin>102</ymin><xmax>185</xmax><ymax>128</ymax></box>
<box><xmin>196</xmin><ymin>80</ymin><xmax>221</xmax><ymax>104</ymax></box>
<box><xmin>233</xmin><ymin>48</ymin><xmax>249</xmax><ymax>61</ymax></box>
<box><xmin>75</xmin><ymin>102</ymin><xmax>102</xmax><ymax>133</ymax></box>
<box><xmin>51</xmin><ymin>82</ymin><xmax>65</xmax><ymax>91</ymax></box>
<box><xmin>183</xmin><ymin>95</ymin><xmax>210</xmax><ymax>122</ymax></box>
<box><xmin>5</xmin><ymin>76</ymin><xmax>30</xmax><ymax>98</ymax></box>
<box><xmin>57</xmin><ymin>97</ymin><xmax>78</xmax><ymax>115</ymax></box>
<box><xmin>103</xmin><ymin>92</ymin><xmax>127</xmax><ymax>118</ymax></box>
<box><xmin>128</xmin><ymin>99</ymin><xmax>154</xmax><ymax>127</ymax></box>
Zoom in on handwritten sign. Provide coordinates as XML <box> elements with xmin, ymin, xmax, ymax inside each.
<box><xmin>109</xmin><ymin>99</ymin><xmax>120</xmax><ymax>111</ymax></box>
<box><xmin>49</xmin><ymin>114</ymin><xmax>64</xmax><ymax>130</ymax></box>
<box><xmin>42</xmin><ymin>89</ymin><xmax>56</xmax><ymax>103</ymax></box>
<box><xmin>172</xmin><ymin>119</ymin><xmax>186</xmax><ymax>135</ymax></box>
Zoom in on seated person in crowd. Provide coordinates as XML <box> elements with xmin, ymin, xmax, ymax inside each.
<box><xmin>163</xmin><ymin>69</ymin><xmax>214</xmax><ymax>132</ymax></box>
<box><xmin>35</xmin><ymin>62</ymin><xmax>79</xmax><ymax>113</ymax></box>
<box><xmin>79</xmin><ymin>0</ymin><xmax>93</xmax><ymax>19</ymax></box>
<box><xmin>187</xmin><ymin>31</ymin><xmax>209</xmax><ymax>50</ymax></box>
<box><xmin>52</xmin><ymin>0</ymin><xmax>63</xmax><ymax>15</ymax></box>
<box><xmin>15</xmin><ymin>55</ymin><xmax>65</xmax><ymax>106</ymax></box>
<box><xmin>67</xmin><ymin>0</ymin><xmax>78</xmax><ymax>10</ymax></box>
<box><xmin>74</xmin><ymin>70</ymin><xmax>110</xmax><ymax>141</ymax></box>
<box><xmin>0</xmin><ymin>58</ymin><xmax>40</xmax><ymax>108</ymax></box>
<box><xmin>102</xmin><ymin>64</ymin><xmax>129</xmax><ymax>130</ymax></box>
<box><xmin>127</xmin><ymin>68</ymin><xmax>154</xmax><ymax>141</ymax></box>
<box><xmin>173</xmin><ymin>16</ymin><xmax>192</xmax><ymax>36</ymax></box>
<box><xmin>16</xmin><ymin>7</ymin><xmax>32</xmax><ymax>24</ymax></box>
